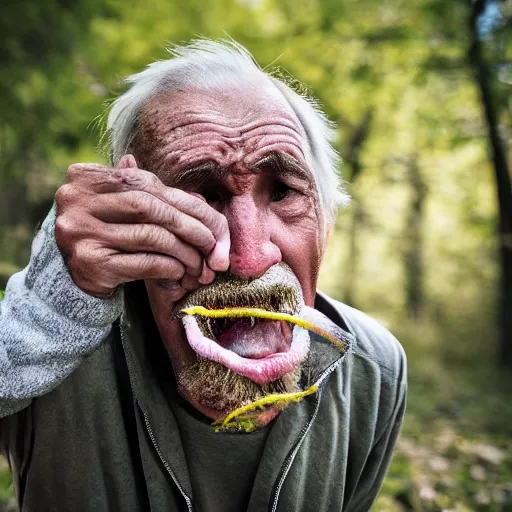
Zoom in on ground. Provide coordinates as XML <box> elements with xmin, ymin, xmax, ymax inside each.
<box><xmin>374</xmin><ymin>320</ymin><xmax>512</xmax><ymax>512</ymax></box>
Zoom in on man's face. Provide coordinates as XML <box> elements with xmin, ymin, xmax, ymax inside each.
<box><xmin>136</xmin><ymin>84</ymin><xmax>326</xmax><ymax>423</ymax></box>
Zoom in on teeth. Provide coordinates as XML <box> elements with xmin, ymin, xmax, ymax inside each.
<box><xmin>206</xmin><ymin>318</ymin><xmax>215</xmax><ymax>338</ymax></box>
<box><xmin>250</xmin><ymin>317</ymin><xmax>256</xmax><ymax>329</ymax></box>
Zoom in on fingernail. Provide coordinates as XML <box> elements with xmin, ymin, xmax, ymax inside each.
<box><xmin>207</xmin><ymin>242</ymin><xmax>230</xmax><ymax>272</ymax></box>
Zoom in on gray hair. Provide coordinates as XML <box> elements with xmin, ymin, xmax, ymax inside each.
<box><xmin>106</xmin><ymin>39</ymin><xmax>349</xmax><ymax>230</ymax></box>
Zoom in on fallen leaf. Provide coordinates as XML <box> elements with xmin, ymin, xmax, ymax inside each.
<box><xmin>474</xmin><ymin>489</ymin><xmax>491</xmax><ymax>505</ymax></box>
<box><xmin>429</xmin><ymin>456</ymin><xmax>450</xmax><ymax>472</ymax></box>
<box><xmin>469</xmin><ymin>464</ymin><xmax>487</xmax><ymax>481</ymax></box>
<box><xmin>471</xmin><ymin>443</ymin><xmax>506</xmax><ymax>465</ymax></box>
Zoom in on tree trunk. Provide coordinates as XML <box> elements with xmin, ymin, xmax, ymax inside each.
<box><xmin>469</xmin><ymin>0</ymin><xmax>512</xmax><ymax>366</ymax></box>
<box><xmin>342</xmin><ymin>109</ymin><xmax>373</xmax><ymax>307</ymax></box>
<box><xmin>403</xmin><ymin>155</ymin><xmax>426</xmax><ymax>319</ymax></box>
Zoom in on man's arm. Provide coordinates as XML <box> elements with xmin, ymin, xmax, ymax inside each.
<box><xmin>0</xmin><ymin>155</ymin><xmax>230</xmax><ymax>419</ymax></box>
<box><xmin>0</xmin><ymin>205</ymin><xmax>122</xmax><ymax>418</ymax></box>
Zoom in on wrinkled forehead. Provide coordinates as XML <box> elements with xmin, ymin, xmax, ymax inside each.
<box><xmin>134</xmin><ymin>84</ymin><xmax>311</xmax><ymax>173</ymax></box>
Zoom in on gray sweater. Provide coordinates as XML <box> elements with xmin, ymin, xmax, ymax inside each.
<box><xmin>0</xmin><ymin>210</ymin><xmax>407</xmax><ymax>511</ymax></box>
<box><xmin>0</xmin><ymin>206</ymin><xmax>123</xmax><ymax>417</ymax></box>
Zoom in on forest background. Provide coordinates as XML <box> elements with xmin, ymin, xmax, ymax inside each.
<box><xmin>0</xmin><ymin>0</ymin><xmax>511</xmax><ymax>510</ymax></box>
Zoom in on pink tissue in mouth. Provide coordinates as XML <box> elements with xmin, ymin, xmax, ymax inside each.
<box><xmin>182</xmin><ymin>316</ymin><xmax>310</xmax><ymax>385</ymax></box>
<box><xmin>216</xmin><ymin>319</ymin><xmax>291</xmax><ymax>359</ymax></box>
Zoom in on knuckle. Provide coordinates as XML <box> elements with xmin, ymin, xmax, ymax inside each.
<box><xmin>137</xmin><ymin>254</ymin><xmax>162</xmax><ymax>277</ymax></box>
<box><xmin>148</xmin><ymin>172</ymin><xmax>162</xmax><ymax>189</ymax></box>
<box><xmin>66</xmin><ymin>163</ymin><xmax>82</xmax><ymax>182</ymax></box>
<box><xmin>131</xmin><ymin>223</ymin><xmax>149</xmax><ymax>243</ymax></box>
<box><xmin>66</xmin><ymin>243</ymin><xmax>116</xmax><ymax>295</ymax></box>
<box><xmin>54</xmin><ymin>215</ymin><xmax>75</xmax><ymax>243</ymax></box>
<box><xmin>132</xmin><ymin>224</ymin><xmax>166</xmax><ymax>248</ymax></box>
<box><xmin>136</xmin><ymin>254</ymin><xmax>152</xmax><ymax>273</ymax></box>
<box><xmin>166</xmin><ymin>208</ymin><xmax>183</xmax><ymax>230</ymax></box>
<box><xmin>195</xmin><ymin>200</ymin><xmax>228</xmax><ymax>237</ymax></box>
<box><xmin>170</xmin><ymin>260</ymin><xmax>186</xmax><ymax>280</ymax></box>
<box><xmin>135</xmin><ymin>169</ymin><xmax>160</xmax><ymax>191</ymax></box>
<box><xmin>143</xmin><ymin>255</ymin><xmax>185</xmax><ymax>280</ymax></box>
<box><xmin>213</xmin><ymin>210</ymin><xmax>229</xmax><ymax>235</ymax></box>
<box><xmin>55</xmin><ymin>184</ymin><xmax>76</xmax><ymax>207</ymax></box>
<box><xmin>129</xmin><ymin>191</ymin><xmax>152</xmax><ymax>218</ymax></box>
<box><xmin>198</xmin><ymin>233</ymin><xmax>216</xmax><ymax>253</ymax></box>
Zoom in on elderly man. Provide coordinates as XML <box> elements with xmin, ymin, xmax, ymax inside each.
<box><xmin>0</xmin><ymin>40</ymin><xmax>406</xmax><ymax>511</ymax></box>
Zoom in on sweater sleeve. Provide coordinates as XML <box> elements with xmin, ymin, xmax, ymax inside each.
<box><xmin>0</xmin><ymin>205</ymin><xmax>123</xmax><ymax>417</ymax></box>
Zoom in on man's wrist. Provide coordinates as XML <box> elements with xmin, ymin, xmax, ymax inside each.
<box><xmin>24</xmin><ymin>204</ymin><xmax>124</xmax><ymax>327</ymax></box>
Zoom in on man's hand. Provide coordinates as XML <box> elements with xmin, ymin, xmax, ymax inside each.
<box><xmin>54</xmin><ymin>154</ymin><xmax>230</xmax><ymax>300</ymax></box>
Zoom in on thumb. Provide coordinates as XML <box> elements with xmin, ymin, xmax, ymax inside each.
<box><xmin>116</xmin><ymin>154</ymin><xmax>138</xmax><ymax>169</ymax></box>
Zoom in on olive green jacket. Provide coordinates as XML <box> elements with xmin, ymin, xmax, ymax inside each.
<box><xmin>1</xmin><ymin>282</ymin><xmax>406</xmax><ymax>512</ymax></box>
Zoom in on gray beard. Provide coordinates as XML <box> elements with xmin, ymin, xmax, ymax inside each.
<box><xmin>177</xmin><ymin>357</ymin><xmax>302</xmax><ymax>415</ymax></box>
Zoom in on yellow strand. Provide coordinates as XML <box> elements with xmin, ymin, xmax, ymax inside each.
<box><xmin>181</xmin><ymin>306</ymin><xmax>346</xmax><ymax>351</ymax></box>
<box><xmin>181</xmin><ymin>305</ymin><xmax>347</xmax><ymax>432</ymax></box>
<box><xmin>212</xmin><ymin>385</ymin><xmax>318</xmax><ymax>432</ymax></box>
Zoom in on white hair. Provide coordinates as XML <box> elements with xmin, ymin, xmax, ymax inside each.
<box><xmin>106</xmin><ymin>39</ymin><xmax>349</xmax><ymax>230</ymax></box>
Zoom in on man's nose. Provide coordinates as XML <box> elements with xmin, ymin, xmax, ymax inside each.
<box><xmin>226</xmin><ymin>197</ymin><xmax>281</xmax><ymax>279</ymax></box>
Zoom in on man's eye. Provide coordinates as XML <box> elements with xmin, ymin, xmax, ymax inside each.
<box><xmin>271</xmin><ymin>181</ymin><xmax>293</xmax><ymax>202</ymax></box>
<box><xmin>201</xmin><ymin>188</ymin><xmax>223</xmax><ymax>204</ymax></box>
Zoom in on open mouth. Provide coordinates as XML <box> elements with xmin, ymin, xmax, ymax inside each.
<box><xmin>180</xmin><ymin>303</ymin><xmax>352</xmax><ymax>432</ymax></box>
<box><xmin>196</xmin><ymin>315</ymin><xmax>287</xmax><ymax>353</ymax></box>
<box><xmin>175</xmin><ymin>264</ymin><xmax>351</xmax><ymax>389</ymax></box>
<box><xmin>187</xmin><ymin>299</ymin><xmax>297</xmax><ymax>361</ymax></box>
<box><xmin>181</xmin><ymin>313</ymin><xmax>309</xmax><ymax>385</ymax></box>
<box><xmin>174</xmin><ymin>264</ymin><xmax>308</xmax><ymax>385</ymax></box>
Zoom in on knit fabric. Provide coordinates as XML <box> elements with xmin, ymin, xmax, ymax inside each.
<box><xmin>0</xmin><ymin>206</ymin><xmax>123</xmax><ymax>416</ymax></box>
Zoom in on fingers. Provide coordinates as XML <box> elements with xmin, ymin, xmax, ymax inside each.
<box><xmin>65</xmin><ymin>240</ymin><xmax>187</xmax><ymax>298</ymax></box>
<box><xmin>89</xmin><ymin>191</ymin><xmax>217</xmax><ymax>257</ymax></box>
<box><xmin>199</xmin><ymin>261</ymin><xmax>215</xmax><ymax>285</ymax></box>
<box><xmin>66</xmin><ymin>161</ymin><xmax>230</xmax><ymax>271</ymax></box>
<box><xmin>180</xmin><ymin>260</ymin><xmax>215</xmax><ymax>291</ymax></box>
<box><xmin>58</xmin><ymin>156</ymin><xmax>230</xmax><ymax>298</ymax></box>
<box><xmin>108</xmin><ymin>253</ymin><xmax>186</xmax><ymax>283</ymax></box>
<box><xmin>68</xmin><ymin>162</ymin><xmax>230</xmax><ymax>271</ymax></box>
<box><xmin>100</xmin><ymin>223</ymin><xmax>203</xmax><ymax>277</ymax></box>
<box><xmin>163</xmin><ymin>189</ymin><xmax>230</xmax><ymax>272</ymax></box>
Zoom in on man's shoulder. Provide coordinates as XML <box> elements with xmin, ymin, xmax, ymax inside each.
<box><xmin>317</xmin><ymin>291</ymin><xmax>407</xmax><ymax>385</ymax></box>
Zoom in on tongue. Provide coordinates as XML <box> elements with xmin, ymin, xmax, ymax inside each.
<box><xmin>182</xmin><ymin>316</ymin><xmax>310</xmax><ymax>385</ymax></box>
<box><xmin>216</xmin><ymin>319</ymin><xmax>290</xmax><ymax>359</ymax></box>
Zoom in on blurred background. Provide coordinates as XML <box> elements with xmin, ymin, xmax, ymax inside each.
<box><xmin>1</xmin><ymin>0</ymin><xmax>511</xmax><ymax>509</ymax></box>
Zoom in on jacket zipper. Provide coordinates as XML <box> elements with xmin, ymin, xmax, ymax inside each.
<box><xmin>142</xmin><ymin>410</ymin><xmax>194</xmax><ymax>512</ymax></box>
<box><xmin>119</xmin><ymin>321</ymin><xmax>194</xmax><ymax>512</ymax></box>
<box><xmin>270</xmin><ymin>358</ymin><xmax>344</xmax><ymax>512</ymax></box>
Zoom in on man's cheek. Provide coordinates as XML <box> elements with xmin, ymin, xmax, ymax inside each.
<box><xmin>276</xmin><ymin>222</ymin><xmax>323</xmax><ymax>307</ymax></box>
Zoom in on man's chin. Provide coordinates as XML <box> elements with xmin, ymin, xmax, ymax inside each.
<box><xmin>176</xmin><ymin>356</ymin><xmax>302</xmax><ymax>427</ymax></box>
<box><xmin>182</xmin><ymin>392</ymin><xmax>283</xmax><ymax>427</ymax></box>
